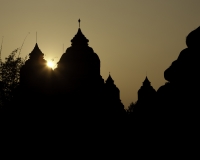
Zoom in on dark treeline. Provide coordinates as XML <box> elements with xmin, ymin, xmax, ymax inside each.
<box><xmin>0</xmin><ymin>25</ymin><xmax>199</xmax><ymax>154</ymax></box>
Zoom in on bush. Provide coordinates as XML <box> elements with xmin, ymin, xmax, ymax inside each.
<box><xmin>0</xmin><ymin>49</ymin><xmax>26</xmax><ymax>109</ymax></box>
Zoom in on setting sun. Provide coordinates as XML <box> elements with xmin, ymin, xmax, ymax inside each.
<box><xmin>47</xmin><ymin>61</ymin><xmax>54</xmax><ymax>68</ymax></box>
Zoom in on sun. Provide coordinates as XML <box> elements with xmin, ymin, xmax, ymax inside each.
<box><xmin>47</xmin><ymin>61</ymin><xmax>54</xmax><ymax>68</ymax></box>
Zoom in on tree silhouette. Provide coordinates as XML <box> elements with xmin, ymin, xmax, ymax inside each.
<box><xmin>126</xmin><ymin>102</ymin><xmax>135</xmax><ymax>114</ymax></box>
<box><xmin>0</xmin><ymin>49</ymin><xmax>26</xmax><ymax>109</ymax></box>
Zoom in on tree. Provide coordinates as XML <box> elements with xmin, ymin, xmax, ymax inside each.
<box><xmin>0</xmin><ymin>49</ymin><xmax>26</xmax><ymax>109</ymax></box>
<box><xmin>126</xmin><ymin>102</ymin><xmax>135</xmax><ymax>114</ymax></box>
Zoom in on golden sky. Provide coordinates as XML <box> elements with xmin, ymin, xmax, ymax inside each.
<box><xmin>0</xmin><ymin>0</ymin><xmax>200</xmax><ymax>108</ymax></box>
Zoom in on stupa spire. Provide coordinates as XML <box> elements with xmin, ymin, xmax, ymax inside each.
<box><xmin>29</xmin><ymin>43</ymin><xmax>44</xmax><ymax>58</ymax></box>
<box><xmin>106</xmin><ymin>72</ymin><xmax>114</xmax><ymax>84</ymax></box>
<box><xmin>143</xmin><ymin>76</ymin><xmax>151</xmax><ymax>86</ymax></box>
<box><xmin>71</xmin><ymin>19</ymin><xmax>89</xmax><ymax>46</ymax></box>
<box><xmin>78</xmin><ymin>19</ymin><xmax>81</xmax><ymax>28</ymax></box>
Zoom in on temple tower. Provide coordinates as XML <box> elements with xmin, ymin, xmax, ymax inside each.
<box><xmin>104</xmin><ymin>73</ymin><xmax>125</xmax><ymax>115</ymax></box>
<box><xmin>55</xmin><ymin>20</ymin><xmax>104</xmax><ymax>94</ymax></box>
<box><xmin>20</xmin><ymin>43</ymin><xmax>52</xmax><ymax>91</ymax></box>
<box><xmin>138</xmin><ymin>76</ymin><xmax>156</xmax><ymax>102</ymax></box>
<box><xmin>134</xmin><ymin>76</ymin><xmax>156</xmax><ymax>123</ymax></box>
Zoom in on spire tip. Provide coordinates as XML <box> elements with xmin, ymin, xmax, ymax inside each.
<box><xmin>78</xmin><ymin>19</ymin><xmax>81</xmax><ymax>28</ymax></box>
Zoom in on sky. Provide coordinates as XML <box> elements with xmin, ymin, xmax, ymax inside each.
<box><xmin>0</xmin><ymin>0</ymin><xmax>200</xmax><ymax>108</ymax></box>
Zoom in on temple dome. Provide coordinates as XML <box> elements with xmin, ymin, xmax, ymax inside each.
<box><xmin>143</xmin><ymin>76</ymin><xmax>151</xmax><ymax>86</ymax></box>
<box><xmin>106</xmin><ymin>73</ymin><xmax>114</xmax><ymax>84</ymax></box>
<box><xmin>186</xmin><ymin>26</ymin><xmax>200</xmax><ymax>49</ymax></box>
<box><xmin>20</xmin><ymin>43</ymin><xmax>51</xmax><ymax>88</ymax></box>
<box><xmin>22</xmin><ymin>43</ymin><xmax>47</xmax><ymax>67</ymax></box>
<box><xmin>29</xmin><ymin>43</ymin><xmax>44</xmax><ymax>59</ymax></box>
<box><xmin>105</xmin><ymin>73</ymin><xmax>120</xmax><ymax>99</ymax></box>
<box><xmin>57</xmin><ymin>25</ymin><xmax>100</xmax><ymax>77</ymax></box>
<box><xmin>71</xmin><ymin>28</ymin><xmax>89</xmax><ymax>47</ymax></box>
<box><xmin>138</xmin><ymin>76</ymin><xmax>156</xmax><ymax>101</ymax></box>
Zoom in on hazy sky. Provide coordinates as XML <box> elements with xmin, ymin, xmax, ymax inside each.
<box><xmin>0</xmin><ymin>0</ymin><xmax>200</xmax><ymax>108</ymax></box>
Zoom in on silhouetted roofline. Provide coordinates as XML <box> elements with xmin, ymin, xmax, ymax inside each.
<box><xmin>71</xmin><ymin>28</ymin><xmax>89</xmax><ymax>44</ymax></box>
<box><xmin>29</xmin><ymin>43</ymin><xmax>44</xmax><ymax>56</ymax></box>
<box><xmin>70</xmin><ymin>20</ymin><xmax>89</xmax><ymax>46</ymax></box>
<box><xmin>143</xmin><ymin>76</ymin><xmax>151</xmax><ymax>86</ymax></box>
<box><xmin>106</xmin><ymin>73</ymin><xmax>114</xmax><ymax>84</ymax></box>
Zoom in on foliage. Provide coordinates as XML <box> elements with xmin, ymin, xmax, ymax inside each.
<box><xmin>0</xmin><ymin>49</ymin><xmax>26</xmax><ymax>109</ymax></box>
<box><xmin>126</xmin><ymin>102</ymin><xmax>135</xmax><ymax>114</ymax></box>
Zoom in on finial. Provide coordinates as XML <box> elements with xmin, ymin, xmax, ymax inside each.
<box><xmin>78</xmin><ymin>19</ymin><xmax>81</xmax><ymax>28</ymax></box>
<box><xmin>36</xmin><ymin>32</ymin><xmax>37</xmax><ymax>43</ymax></box>
<box><xmin>0</xmin><ymin>36</ymin><xmax>4</xmax><ymax>62</ymax></box>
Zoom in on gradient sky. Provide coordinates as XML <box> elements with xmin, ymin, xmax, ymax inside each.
<box><xmin>0</xmin><ymin>0</ymin><xmax>200</xmax><ymax>108</ymax></box>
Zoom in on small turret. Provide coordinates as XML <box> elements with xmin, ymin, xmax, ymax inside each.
<box><xmin>143</xmin><ymin>76</ymin><xmax>151</xmax><ymax>86</ymax></box>
<box><xmin>138</xmin><ymin>76</ymin><xmax>156</xmax><ymax>102</ymax></box>
<box><xmin>104</xmin><ymin>73</ymin><xmax>125</xmax><ymax>114</ymax></box>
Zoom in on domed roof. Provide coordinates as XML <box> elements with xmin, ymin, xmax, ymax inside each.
<box><xmin>71</xmin><ymin>28</ymin><xmax>89</xmax><ymax>47</ymax></box>
<box><xmin>23</xmin><ymin>43</ymin><xmax>46</xmax><ymax>67</ymax></box>
<box><xmin>106</xmin><ymin>73</ymin><xmax>114</xmax><ymax>84</ymax></box>
<box><xmin>186</xmin><ymin>26</ymin><xmax>200</xmax><ymax>48</ymax></box>
<box><xmin>29</xmin><ymin>43</ymin><xmax>44</xmax><ymax>58</ymax></box>
<box><xmin>105</xmin><ymin>73</ymin><xmax>120</xmax><ymax>92</ymax></box>
<box><xmin>57</xmin><ymin>20</ymin><xmax>101</xmax><ymax>76</ymax></box>
<box><xmin>138</xmin><ymin>76</ymin><xmax>156</xmax><ymax>96</ymax></box>
<box><xmin>143</xmin><ymin>76</ymin><xmax>151</xmax><ymax>86</ymax></box>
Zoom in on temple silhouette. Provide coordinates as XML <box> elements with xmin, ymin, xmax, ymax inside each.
<box><xmin>1</xmin><ymin>21</ymin><xmax>200</xmax><ymax>137</ymax></box>
<box><xmin>1</xmin><ymin>22</ymin><xmax>200</xmax><ymax>153</ymax></box>
<box><xmin>14</xmin><ymin>20</ymin><xmax>125</xmax><ymax>122</ymax></box>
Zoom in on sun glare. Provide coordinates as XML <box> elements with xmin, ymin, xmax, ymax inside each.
<box><xmin>47</xmin><ymin>61</ymin><xmax>54</xmax><ymax>68</ymax></box>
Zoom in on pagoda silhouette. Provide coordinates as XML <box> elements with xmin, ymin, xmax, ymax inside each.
<box><xmin>3</xmin><ymin>21</ymin><xmax>199</xmax><ymax>133</ymax></box>
<box><xmin>17</xmin><ymin>20</ymin><xmax>125</xmax><ymax>122</ymax></box>
<box><xmin>130</xmin><ymin>76</ymin><xmax>156</xmax><ymax>126</ymax></box>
